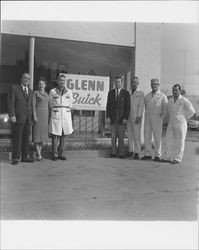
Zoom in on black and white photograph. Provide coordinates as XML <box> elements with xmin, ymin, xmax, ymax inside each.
<box><xmin>0</xmin><ymin>1</ymin><xmax>198</xmax><ymax>249</ymax></box>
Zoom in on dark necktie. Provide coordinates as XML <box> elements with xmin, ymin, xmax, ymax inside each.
<box><xmin>24</xmin><ymin>87</ymin><xmax>28</xmax><ymax>100</ymax></box>
<box><xmin>116</xmin><ymin>89</ymin><xmax>119</xmax><ymax>101</ymax></box>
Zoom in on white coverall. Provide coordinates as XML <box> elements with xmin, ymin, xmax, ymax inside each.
<box><xmin>165</xmin><ymin>95</ymin><xmax>195</xmax><ymax>162</ymax></box>
<box><xmin>144</xmin><ymin>91</ymin><xmax>168</xmax><ymax>158</ymax></box>
<box><xmin>49</xmin><ymin>87</ymin><xmax>73</xmax><ymax>136</ymax></box>
<box><xmin>127</xmin><ymin>89</ymin><xmax>145</xmax><ymax>155</ymax></box>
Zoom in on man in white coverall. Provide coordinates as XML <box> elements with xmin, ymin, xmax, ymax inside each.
<box><xmin>127</xmin><ymin>77</ymin><xmax>145</xmax><ymax>159</ymax></box>
<box><xmin>164</xmin><ymin>84</ymin><xmax>195</xmax><ymax>164</ymax></box>
<box><xmin>141</xmin><ymin>78</ymin><xmax>168</xmax><ymax>161</ymax></box>
<box><xmin>49</xmin><ymin>74</ymin><xmax>73</xmax><ymax>161</ymax></box>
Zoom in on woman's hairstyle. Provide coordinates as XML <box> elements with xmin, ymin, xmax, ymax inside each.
<box><xmin>172</xmin><ymin>84</ymin><xmax>182</xmax><ymax>91</ymax></box>
<box><xmin>38</xmin><ymin>76</ymin><xmax>47</xmax><ymax>84</ymax></box>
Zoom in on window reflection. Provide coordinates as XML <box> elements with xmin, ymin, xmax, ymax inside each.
<box><xmin>0</xmin><ymin>33</ymin><xmax>134</xmax><ymax>134</ymax></box>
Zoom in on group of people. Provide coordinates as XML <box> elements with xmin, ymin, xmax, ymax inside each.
<box><xmin>8</xmin><ymin>73</ymin><xmax>195</xmax><ymax>165</ymax></box>
<box><xmin>106</xmin><ymin>76</ymin><xmax>195</xmax><ymax>164</ymax></box>
<box><xmin>8</xmin><ymin>73</ymin><xmax>73</xmax><ymax>165</ymax></box>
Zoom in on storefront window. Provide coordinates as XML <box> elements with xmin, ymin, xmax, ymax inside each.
<box><xmin>0</xmin><ymin>33</ymin><xmax>134</xmax><ymax>136</ymax></box>
<box><xmin>34</xmin><ymin>37</ymin><xmax>134</xmax><ymax>91</ymax></box>
<box><xmin>0</xmin><ymin>33</ymin><xmax>29</xmax><ymax>113</ymax></box>
<box><xmin>34</xmin><ymin>37</ymin><xmax>134</xmax><ymax>133</ymax></box>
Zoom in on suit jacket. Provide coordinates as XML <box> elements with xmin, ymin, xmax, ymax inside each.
<box><xmin>106</xmin><ymin>88</ymin><xmax>130</xmax><ymax>124</ymax></box>
<box><xmin>7</xmin><ymin>84</ymin><xmax>34</xmax><ymax>125</ymax></box>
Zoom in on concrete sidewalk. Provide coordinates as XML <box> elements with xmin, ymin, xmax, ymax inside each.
<box><xmin>0</xmin><ymin>141</ymin><xmax>198</xmax><ymax>221</ymax></box>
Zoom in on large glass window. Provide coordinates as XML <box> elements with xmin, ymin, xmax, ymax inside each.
<box><xmin>34</xmin><ymin>37</ymin><xmax>134</xmax><ymax>91</ymax></box>
<box><xmin>0</xmin><ymin>34</ymin><xmax>29</xmax><ymax>113</ymax></box>
<box><xmin>34</xmin><ymin>37</ymin><xmax>134</xmax><ymax>136</ymax></box>
<box><xmin>0</xmin><ymin>33</ymin><xmax>134</xmax><ymax>136</ymax></box>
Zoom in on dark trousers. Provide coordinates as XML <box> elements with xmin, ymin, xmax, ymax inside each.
<box><xmin>12</xmin><ymin>121</ymin><xmax>31</xmax><ymax>161</ymax></box>
<box><xmin>111</xmin><ymin>122</ymin><xmax>125</xmax><ymax>156</ymax></box>
<box><xmin>52</xmin><ymin>132</ymin><xmax>66</xmax><ymax>157</ymax></box>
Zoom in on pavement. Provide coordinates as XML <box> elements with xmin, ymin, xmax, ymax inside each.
<box><xmin>0</xmin><ymin>140</ymin><xmax>198</xmax><ymax>221</ymax></box>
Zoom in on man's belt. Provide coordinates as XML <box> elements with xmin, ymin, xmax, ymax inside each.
<box><xmin>52</xmin><ymin>106</ymin><xmax>71</xmax><ymax>109</ymax></box>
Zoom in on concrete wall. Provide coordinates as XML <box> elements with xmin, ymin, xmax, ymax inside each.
<box><xmin>134</xmin><ymin>23</ymin><xmax>162</xmax><ymax>143</ymax></box>
<box><xmin>135</xmin><ymin>23</ymin><xmax>162</xmax><ymax>93</ymax></box>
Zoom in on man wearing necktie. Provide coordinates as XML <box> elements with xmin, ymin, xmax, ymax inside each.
<box><xmin>7</xmin><ymin>73</ymin><xmax>34</xmax><ymax>164</ymax></box>
<box><xmin>106</xmin><ymin>76</ymin><xmax>130</xmax><ymax>158</ymax></box>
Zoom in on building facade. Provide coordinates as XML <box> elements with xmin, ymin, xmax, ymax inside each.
<box><xmin>0</xmin><ymin>21</ymin><xmax>162</xmax><ymax>138</ymax></box>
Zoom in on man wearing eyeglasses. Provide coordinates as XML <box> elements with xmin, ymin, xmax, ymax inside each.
<box><xmin>106</xmin><ymin>76</ymin><xmax>130</xmax><ymax>159</ymax></box>
<box><xmin>8</xmin><ymin>73</ymin><xmax>34</xmax><ymax>165</ymax></box>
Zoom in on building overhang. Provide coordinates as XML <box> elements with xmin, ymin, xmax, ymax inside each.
<box><xmin>1</xmin><ymin>20</ymin><xmax>135</xmax><ymax>47</ymax></box>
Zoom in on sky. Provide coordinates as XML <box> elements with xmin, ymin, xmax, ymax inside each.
<box><xmin>161</xmin><ymin>23</ymin><xmax>199</xmax><ymax>94</ymax></box>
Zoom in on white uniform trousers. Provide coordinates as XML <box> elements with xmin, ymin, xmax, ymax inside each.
<box><xmin>144</xmin><ymin>116</ymin><xmax>163</xmax><ymax>158</ymax></box>
<box><xmin>165</xmin><ymin>121</ymin><xmax>187</xmax><ymax>162</ymax></box>
<box><xmin>127</xmin><ymin>119</ymin><xmax>142</xmax><ymax>155</ymax></box>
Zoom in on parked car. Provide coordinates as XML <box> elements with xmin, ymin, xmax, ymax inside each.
<box><xmin>0</xmin><ymin>113</ymin><xmax>11</xmax><ymax>137</ymax></box>
<box><xmin>188</xmin><ymin>119</ymin><xmax>199</xmax><ymax>131</ymax></box>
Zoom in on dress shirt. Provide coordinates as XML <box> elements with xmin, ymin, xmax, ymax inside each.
<box><xmin>21</xmin><ymin>84</ymin><xmax>28</xmax><ymax>95</ymax></box>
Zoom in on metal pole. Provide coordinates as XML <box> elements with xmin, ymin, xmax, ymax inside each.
<box><xmin>183</xmin><ymin>50</ymin><xmax>187</xmax><ymax>89</ymax></box>
<box><xmin>29</xmin><ymin>37</ymin><xmax>35</xmax><ymax>90</ymax></box>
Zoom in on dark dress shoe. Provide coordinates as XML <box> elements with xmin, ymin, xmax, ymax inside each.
<box><xmin>12</xmin><ymin>160</ymin><xmax>19</xmax><ymax>165</ymax></box>
<box><xmin>161</xmin><ymin>159</ymin><xmax>170</xmax><ymax>163</ymax></box>
<box><xmin>153</xmin><ymin>156</ymin><xmax>161</xmax><ymax>162</ymax></box>
<box><xmin>107</xmin><ymin>153</ymin><xmax>117</xmax><ymax>158</ymax></box>
<box><xmin>52</xmin><ymin>156</ymin><xmax>58</xmax><ymax>161</ymax></box>
<box><xmin>21</xmin><ymin>158</ymin><xmax>34</xmax><ymax>163</ymax></box>
<box><xmin>141</xmin><ymin>155</ymin><xmax>152</xmax><ymax>160</ymax></box>
<box><xmin>58</xmin><ymin>156</ymin><xmax>67</xmax><ymax>160</ymax></box>
<box><xmin>119</xmin><ymin>155</ymin><xmax>125</xmax><ymax>159</ymax></box>
<box><xmin>125</xmin><ymin>152</ymin><xmax>134</xmax><ymax>157</ymax></box>
<box><xmin>133</xmin><ymin>153</ymin><xmax>139</xmax><ymax>160</ymax></box>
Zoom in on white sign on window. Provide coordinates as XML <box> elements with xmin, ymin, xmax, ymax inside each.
<box><xmin>63</xmin><ymin>74</ymin><xmax>110</xmax><ymax>111</ymax></box>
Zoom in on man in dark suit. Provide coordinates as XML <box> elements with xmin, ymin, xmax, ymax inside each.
<box><xmin>106</xmin><ymin>76</ymin><xmax>130</xmax><ymax>158</ymax></box>
<box><xmin>7</xmin><ymin>73</ymin><xmax>34</xmax><ymax>165</ymax></box>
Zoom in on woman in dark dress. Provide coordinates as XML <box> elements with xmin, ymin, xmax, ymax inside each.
<box><xmin>33</xmin><ymin>77</ymin><xmax>50</xmax><ymax>160</ymax></box>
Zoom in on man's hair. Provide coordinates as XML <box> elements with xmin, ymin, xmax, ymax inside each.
<box><xmin>172</xmin><ymin>84</ymin><xmax>182</xmax><ymax>91</ymax></box>
<box><xmin>131</xmin><ymin>76</ymin><xmax>139</xmax><ymax>83</ymax></box>
<box><xmin>151</xmin><ymin>78</ymin><xmax>159</xmax><ymax>84</ymax></box>
<box><xmin>22</xmin><ymin>73</ymin><xmax>30</xmax><ymax>78</ymax></box>
<box><xmin>57</xmin><ymin>74</ymin><xmax>66</xmax><ymax>80</ymax></box>
<box><xmin>115</xmin><ymin>76</ymin><xmax>123</xmax><ymax>81</ymax></box>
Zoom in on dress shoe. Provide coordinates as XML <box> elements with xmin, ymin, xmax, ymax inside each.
<box><xmin>119</xmin><ymin>155</ymin><xmax>125</xmax><ymax>159</ymax></box>
<box><xmin>58</xmin><ymin>156</ymin><xmax>67</xmax><ymax>161</ymax></box>
<box><xmin>141</xmin><ymin>155</ymin><xmax>152</xmax><ymax>160</ymax></box>
<box><xmin>171</xmin><ymin>160</ymin><xmax>180</xmax><ymax>164</ymax></box>
<box><xmin>161</xmin><ymin>159</ymin><xmax>170</xmax><ymax>163</ymax></box>
<box><xmin>153</xmin><ymin>156</ymin><xmax>161</xmax><ymax>162</ymax></box>
<box><xmin>52</xmin><ymin>156</ymin><xmax>58</xmax><ymax>161</ymax></box>
<box><xmin>107</xmin><ymin>153</ymin><xmax>117</xmax><ymax>158</ymax></box>
<box><xmin>21</xmin><ymin>158</ymin><xmax>34</xmax><ymax>163</ymax></box>
<box><xmin>125</xmin><ymin>152</ymin><xmax>134</xmax><ymax>157</ymax></box>
<box><xmin>133</xmin><ymin>153</ymin><xmax>139</xmax><ymax>160</ymax></box>
<box><xmin>12</xmin><ymin>160</ymin><xmax>19</xmax><ymax>165</ymax></box>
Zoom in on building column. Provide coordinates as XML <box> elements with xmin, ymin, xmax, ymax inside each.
<box><xmin>135</xmin><ymin>23</ymin><xmax>162</xmax><ymax>143</ymax></box>
<box><xmin>29</xmin><ymin>37</ymin><xmax>35</xmax><ymax>90</ymax></box>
